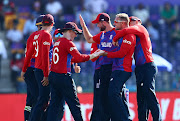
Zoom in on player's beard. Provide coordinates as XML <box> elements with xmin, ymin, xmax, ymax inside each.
<box><xmin>100</xmin><ymin>25</ymin><xmax>106</xmax><ymax>31</ymax></box>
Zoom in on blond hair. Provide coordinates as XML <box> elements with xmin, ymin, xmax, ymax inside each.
<box><xmin>116</xmin><ymin>13</ymin><xmax>129</xmax><ymax>23</ymax></box>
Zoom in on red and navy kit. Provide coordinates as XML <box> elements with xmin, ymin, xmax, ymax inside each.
<box><xmin>107</xmin><ymin>34</ymin><xmax>136</xmax><ymax>72</ymax></box>
<box><xmin>113</xmin><ymin>25</ymin><xmax>162</xmax><ymax>120</ymax></box>
<box><xmin>113</xmin><ymin>24</ymin><xmax>154</xmax><ymax>66</ymax></box>
<box><xmin>51</xmin><ymin>38</ymin><xmax>90</xmax><ymax>74</ymax></box>
<box><xmin>93</xmin><ymin>28</ymin><xmax>118</xmax><ymax>65</ymax></box>
<box><xmin>22</xmin><ymin>30</ymin><xmax>52</xmax><ymax>77</ymax></box>
<box><xmin>34</xmin><ymin>30</ymin><xmax>52</xmax><ymax>77</ymax></box>
<box><xmin>90</xmin><ymin>43</ymin><xmax>100</xmax><ymax>70</ymax></box>
<box><xmin>22</xmin><ymin>31</ymin><xmax>37</xmax><ymax>72</ymax></box>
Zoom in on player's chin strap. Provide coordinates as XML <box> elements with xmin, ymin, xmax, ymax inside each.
<box><xmin>24</xmin><ymin>106</ymin><xmax>32</xmax><ymax>112</ymax></box>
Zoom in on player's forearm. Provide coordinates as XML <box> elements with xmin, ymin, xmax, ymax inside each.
<box><xmin>107</xmin><ymin>51</ymin><xmax>126</xmax><ymax>58</ymax></box>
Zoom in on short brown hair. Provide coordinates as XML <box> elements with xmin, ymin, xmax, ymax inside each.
<box><xmin>116</xmin><ymin>13</ymin><xmax>129</xmax><ymax>24</ymax></box>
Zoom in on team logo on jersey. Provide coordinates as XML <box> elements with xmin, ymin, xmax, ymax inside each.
<box><xmin>34</xmin><ymin>34</ymin><xmax>40</xmax><ymax>40</ymax></box>
<box><xmin>101</xmin><ymin>42</ymin><xmax>112</xmax><ymax>47</ymax></box>
<box><xmin>70</xmin><ymin>47</ymin><xmax>77</xmax><ymax>51</ymax></box>
<box><xmin>123</xmin><ymin>39</ymin><xmax>131</xmax><ymax>45</ymax></box>
<box><xmin>43</xmin><ymin>41</ymin><xmax>50</xmax><ymax>45</ymax></box>
<box><xmin>91</xmin><ymin>48</ymin><xmax>93</xmax><ymax>51</ymax></box>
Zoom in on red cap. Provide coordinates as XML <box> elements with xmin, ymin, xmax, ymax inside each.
<box><xmin>92</xmin><ymin>13</ymin><xmax>110</xmax><ymax>24</ymax></box>
<box><xmin>42</xmin><ymin>14</ymin><xmax>54</xmax><ymax>25</ymax></box>
<box><xmin>129</xmin><ymin>16</ymin><xmax>142</xmax><ymax>23</ymax></box>
<box><xmin>53</xmin><ymin>28</ymin><xmax>62</xmax><ymax>36</ymax></box>
<box><xmin>59</xmin><ymin>22</ymin><xmax>82</xmax><ymax>34</ymax></box>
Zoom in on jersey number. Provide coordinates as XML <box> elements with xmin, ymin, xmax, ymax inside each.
<box><xmin>53</xmin><ymin>47</ymin><xmax>59</xmax><ymax>64</ymax></box>
<box><xmin>33</xmin><ymin>40</ymin><xmax>39</xmax><ymax>57</ymax></box>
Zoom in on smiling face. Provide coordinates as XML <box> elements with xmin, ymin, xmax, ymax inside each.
<box><xmin>113</xmin><ymin>16</ymin><xmax>127</xmax><ymax>30</ymax></box>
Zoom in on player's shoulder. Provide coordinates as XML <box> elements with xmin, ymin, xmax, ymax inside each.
<box><xmin>124</xmin><ymin>33</ymin><xmax>136</xmax><ymax>38</ymax></box>
<box><xmin>123</xmin><ymin>34</ymin><xmax>136</xmax><ymax>42</ymax></box>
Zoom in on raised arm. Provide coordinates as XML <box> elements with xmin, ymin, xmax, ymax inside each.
<box><xmin>79</xmin><ymin>15</ymin><xmax>95</xmax><ymax>43</ymax></box>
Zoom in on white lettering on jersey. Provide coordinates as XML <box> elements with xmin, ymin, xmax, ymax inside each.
<box><xmin>70</xmin><ymin>47</ymin><xmax>77</xmax><ymax>51</ymax></box>
<box><xmin>54</xmin><ymin>41</ymin><xmax>60</xmax><ymax>46</ymax></box>
<box><xmin>43</xmin><ymin>41</ymin><xmax>50</xmax><ymax>45</ymax></box>
<box><xmin>91</xmin><ymin>48</ymin><xmax>93</xmax><ymax>51</ymax></box>
<box><xmin>34</xmin><ymin>34</ymin><xmax>40</xmax><ymax>40</ymax></box>
<box><xmin>101</xmin><ymin>42</ymin><xmax>112</xmax><ymax>47</ymax></box>
<box><xmin>101</xmin><ymin>32</ymin><xmax>105</xmax><ymax>39</ymax></box>
<box><xmin>123</xmin><ymin>39</ymin><xmax>131</xmax><ymax>45</ymax></box>
<box><xmin>109</xmin><ymin>35</ymin><xmax>113</xmax><ymax>40</ymax></box>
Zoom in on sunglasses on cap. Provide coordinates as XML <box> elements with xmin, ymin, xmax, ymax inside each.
<box><xmin>55</xmin><ymin>33</ymin><xmax>62</xmax><ymax>38</ymax></box>
<box><xmin>114</xmin><ymin>20</ymin><xmax>127</xmax><ymax>23</ymax></box>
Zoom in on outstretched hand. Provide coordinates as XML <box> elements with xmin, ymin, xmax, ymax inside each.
<box><xmin>79</xmin><ymin>14</ymin><xmax>86</xmax><ymax>28</ymax></box>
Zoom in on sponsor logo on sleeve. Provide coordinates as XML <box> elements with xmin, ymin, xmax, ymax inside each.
<box><xmin>43</xmin><ymin>41</ymin><xmax>50</xmax><ymax>45</ymax></box>
<box><xmin>70</xmin><ymin>47</ymin><xmax>77</xmax><ymax>51</ymax></box>
<box><xmin>123</xmin><ymin>39</ymin><xmax>131</xmax><ymax>45</ymax></box>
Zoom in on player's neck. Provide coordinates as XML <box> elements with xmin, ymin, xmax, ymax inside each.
<box><xmin>41</xmin><ymin>26</ymin><xmax>51</xmax><ymax>33</ymax></box>
<box><xmin>63</xmin><ymin>33</ymin><xmax>73</xmax><ymax>41</ymax></box>
<box><xmin>105</xmin><ymin>24</ymin><xmax>114</xmax><ymax>32</ymax></box>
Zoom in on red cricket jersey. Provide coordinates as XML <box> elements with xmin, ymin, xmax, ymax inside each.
<box><xmin>113</xmin><ymin>24</ymin><xmax>154</xmax><ymax>65</ymax></box>
<box><xmin>108</xmin><ymin>34</ymin><xmax>136</xmax><ymax>72</ymax></box>
<box><xmin>51</xmin><ymin>38</ymin><xmax>90</xmax><ymax>74</ymax></box>
<box><xmin>22</xmin><ymin>31</ymin><xmax>37</xmax><ymax>72</ymax></box>
<box><xmin>34</xmin><ymin>30</ymin><xmax>52</xmax><ymax>77</ymax></box>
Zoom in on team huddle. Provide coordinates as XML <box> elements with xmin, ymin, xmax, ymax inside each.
<box><xmin>21</xmin><ymin>12</ymin><xmax>162</xmax><ymax>121</ymax></box>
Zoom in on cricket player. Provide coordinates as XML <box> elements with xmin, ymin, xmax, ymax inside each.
<box><xmin>46</xmin><ymin>22</ymin><xmax>101</xmax><ymax>121</ymax></box>
<box><xmin>21</xmin><ymin>14</ymin><xmax>54</xmax><ymax>121</ymax></box>
<box><xmin>113</xmin><ymin>16</ymin><xmax>162</xmax><ymax>121</ymax></box>
<box><xmin>80</xmin><ymin>13</ymin><xmax>120</xmax><ymax>120</ymax></box>
<box><xmin>21</xmin><ymin>15</ymin><xmax>44</xmax><ymax>121</ymax></box>
<box><xmin>90</xmin><ymin>43</ymin><xmax>101</xmax><ymax>121</ymax></box>
<box><xmin>98</xmin><ymin>13</ymin><xmax>135</xmax><ymax>121</ymax></box>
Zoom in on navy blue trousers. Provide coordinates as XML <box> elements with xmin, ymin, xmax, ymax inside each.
<box><xmin>90</xmin><ymin>69</ymin><xmax>102</xmax><ymax>121</ymax></box>
<box><xmin>24</xmin><ymin>67</ymin><xmax>39</xmax><ymax>121</ymax></box>
<box><xmin>135</xmin><ymin>62</ymin><xmax>162</xmax><ymax>121</ymax></box>
<box><xmin>98</xmin><ymin>64</ymin><xmax>112</xmax><ymax>121</ymax></box>
<box><xmin>29</xmin><ymin>68</ymin><xmax>50</xmax><ymax>121</ymax></box>
<box><xmin>108</xmin><ymin>70</ymin><xmax>132</xmax><ymax>121</ymax></box>
<box><xmin>47</xmin><ymin>71</ymin><xmax>83</xmax><ymax>121</ymax></box>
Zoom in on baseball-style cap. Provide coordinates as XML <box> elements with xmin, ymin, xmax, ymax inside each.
<box><xmin>129</xmin><ymin>16</ymin><xmax>142</xmax><ymax>23</ymax></box>
<box><xmin>42</xmin><ymin>14</ymin><xmax>54</xmax><ymax>25</ymax></box>
<box><xmin>92</xmin><ymin>13</ymin><xmax>110</xmax><ymax>24</ymax></box>
<box><xmin>59</xmin><ymin>22</ymin><xmax>82</xmax><ymax>34</ymax></box>
<box><xmin>54</xmin><ymin>28</ymin><xmax>63</xmax><ymax>37</ymax></box>
<box><xmin>36</xmin><ymin>15</ymin><xmax>45</xmax><ymax>26</ymax></box>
